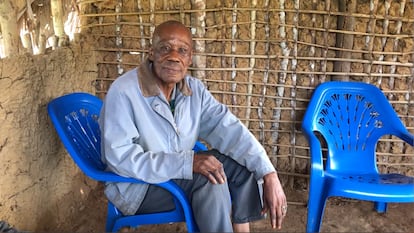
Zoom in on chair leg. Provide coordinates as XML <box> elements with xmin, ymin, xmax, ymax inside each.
<box><xmin>306</xmin><ymin>200</ymin><xmax>326</xmax><ymax>232</ymax></box>
<box><xmin>306</xmin><ymin>185</ymin><xmax>328</xmax><ymax>233</ymax></box>
<box><xmin>106</xmin><ymin>201</ymin><xmax>122</xmax><ymax>232</ymax></box>
<box><xmin>374</xmin><ymin>202</ymin><xmax>387</xmax><ymax>213</ymax></box>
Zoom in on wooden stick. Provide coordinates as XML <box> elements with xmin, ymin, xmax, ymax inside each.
<box><xmin>230</xmin><ymin>1</ymin><xmax>238</xmax><ymax>114</ymax></box>
<box><xmin>309</xmin><ymin>0</ymin><xmax>318</xmax><ymax>86</ymax></box>
<box><xmin>219</xmin><ymin>6</ymin><xmax>227</xmax><ymax>103</ymax></box>
<box><xmin>149</xmin><ymin>0</ymin><xmax>155</xmax><ymax>35</ymax></box>
<box><xmin>79</xmin><ymin>8</ymin><xmax>414</xmax><ymax>23</ymax></box>
<box><xmin>83</xmin><ymin>22</ymin><xmax>413</xmax><ymax>40</ymax></box>
<box><xmin>245</xmin><ymin>0</ymin><xmax>257</xmax><ymax>127</ymax></box>
<box><xmin>384</xmin><ymin>0</ymin><xmax>407</xmax><ymax>174</ymax></box>
<box><xmin>257</xmin><ymin>0</ymin><xmax>271</xmax><ymax>144</ymax></box>
<box><xmin>115</xmin><ymin>0</ymin><xmax>123</xmax><ymax>75</ymax></box>
<box><xmin>273</xmin><ymin>0</ymin><xmax>289</xmax><ymax>158</ymax></box>
<box><xmin>51</xmin><ymin>0</ymin><xmax>66</xmax><ymax>46</ymax></box>
<box><xmin>334</xmin><ymin>0</ymin><xmax>357</xmax><ymax>81</ymax></box>
<box><xmin>288</xmin><ymin>0</ymin><xmax>300</xmax><ymax>189</ymax></box>
<box><xmin>191</xmin><ymin>0</ymin><xmax>206</xmax><ymax>82</ymax></box>
<box><xmin>389</xmin><ymin>0</ymin><xmax>406</xmax><ymax>95</ymax></box>
<box><xmin>320</xmin><ymin>0</ymin><xmax>331</xmax><ymax>82</ymax></box>
<box><xmin>0</xmin><ymin>0</ymin><xmax>19</xmax><ymax>57</ymax></box>
<box><xmin>96</xmin><ymin>59</ymin><xmax>414</xmax><ymax>77</ymax></box>
<box><xmin>375</xmin><ymin>0</ymin><xmax>392</xmax><ymax>86</ymax></box>
<box><xmin>363</xmin><ymin>0</ymin><xmax>379</xmax><ymax>83</ymax></box>
<box><xmin>136</xmin><ymin>0</ymin><xmax>146</xmax><ymax>62</ymax></box>
<box><xmin>408</xmin><ymin>52</ymin><xmax>414</xmax><ymax>129</ymax></box>
<box><xmin>77</xmin><ymin>0</ymin><xmax>105</xmax><ymax>4</ymax></box>
<box><xmin>95</xmin><ymin>43</ymin><xmax>414</xmax><ymax>59</ymax></box>
<box><xmin>333</xmin><ymin>0</ymin><xmax>346</xmax><ymax>80</ymax></box>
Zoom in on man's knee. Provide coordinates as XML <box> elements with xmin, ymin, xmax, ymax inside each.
<box><xmin>190</xmin><ymin>173</ymin><xmax>231</xmax><ymax>201</ymax></box>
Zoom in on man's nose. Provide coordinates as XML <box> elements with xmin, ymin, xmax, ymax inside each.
<box><xmin>167</xmin><ymin>50</ymin><xmax>181</xmax><ymax>61</ymax></box>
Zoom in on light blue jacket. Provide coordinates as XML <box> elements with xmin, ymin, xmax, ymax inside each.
<box><xmin>99</xmin><ymin>59</ymin><xmax>276</xmax><ymax>215</ymax></box>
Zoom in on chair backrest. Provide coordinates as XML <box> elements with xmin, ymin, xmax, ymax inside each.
<box><xmin>48</xmin><ymin>93</ymin><xmax>106</xmax><ymax>177</ymax></box>
<box><xmin>302</xmin><ymin>81</ymin><xmax>409</xmax><ymax>174</ymax></box>
<box><xmin>48</xmin><ymin>92</ymin><xmax>209</xmax><ymax>180</ymax></box>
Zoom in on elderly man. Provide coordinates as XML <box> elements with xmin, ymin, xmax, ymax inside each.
<box><xmin>99</xmin><ymin>20</ymin><xmax>287</xmax><ymax>232</ymax></box>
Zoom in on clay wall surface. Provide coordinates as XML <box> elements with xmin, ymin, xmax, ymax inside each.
<box><xmin>0</xmin><ymin>46</ymin><xmax>97</xmax><ymax>231</ymax></box>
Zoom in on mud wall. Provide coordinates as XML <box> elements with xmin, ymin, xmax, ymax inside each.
<box><xmin>0</xmin><ymin>45</ymin><xmax>97</xmax><ymax>231</ymax></box>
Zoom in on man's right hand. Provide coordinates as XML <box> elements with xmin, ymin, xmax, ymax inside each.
<box><xmin>193</xmin><ymin>154</ymin><xmax>227</xmax><ymax>184</ymax></box>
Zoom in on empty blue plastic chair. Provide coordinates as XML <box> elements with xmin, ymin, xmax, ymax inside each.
<box><xmin>47</xmin><ymin>92</ymin><xmax>207</xmax><ymax>232</ymax></box>
<box><xmin>301</xmin><ymin>81</ymin><xmax>414</xmax><ymax>233</ymax></box>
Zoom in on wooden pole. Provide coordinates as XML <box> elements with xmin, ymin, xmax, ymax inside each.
<box><xmin>258</xmin><ymin>0</ymin><xmax>271</xmax><ymax>144</ymax></box>
<box><xmin>333</xmin><ymin>0</ymin><xmax>356</xmax><ymax>81</ymax></box>
<box><xmin>0</xmin><ymin>0</ymin><xmax>20</xmax><ymax>57</ymax></box>
<box><xmin>273</xmin><ymin>0</ymin><xmax>289</xmax><ymax>157</ymax></box>
<box><xmin>136</xmin><ymin>0</ymin><xmax>146</xmax><ymax>62</ymax></box>
<box><xmin>50</xmin><ymin>0</ymin><xmax>67</xmax><ymax>47</ymax></box>
<box><xmin>230</xmin><ymin>1</ymin><xmax>238</xmax><ymax>114</ymax></box>
<box><xmin>375</xmin><ymin>0</ymin><xmax>392</xmax><ymax>86</ymax></box>
<box><xmin>363</xmin><ymin>0</ymin><xmax>379</xmax><ymax>83</ymax></box>
<box><xmin>320</xmin><ymin>0</ymin><xmax>331</xmax><ymax>83</ymax></box>
<box><xmin>191</xmin><ymin>0</ymin><xmax>206</xmax><ymax>81</ymax></box>
<box><xmin>245</xmin><ymin>0</ymin><xmax>257</xmax><ymax>127</ymax></box>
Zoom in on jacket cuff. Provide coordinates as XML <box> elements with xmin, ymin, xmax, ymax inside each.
<box><xmin>183</xmin><ymin>150</ymin><xmax>194</xmax><ymax>180</ymax></box>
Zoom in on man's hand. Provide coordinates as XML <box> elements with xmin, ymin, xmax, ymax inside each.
<box><xmin>261</xmin><ymin>172</ymin><xmax>287</xmax><ymax>229</ymax></box>
<box><xmin>193</xmin><ymin>154</ymin><xmax>226</xmax><ymax>184</ymax></box>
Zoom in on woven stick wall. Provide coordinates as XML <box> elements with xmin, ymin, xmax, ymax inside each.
<box><xmin>79</xmin><ymin>0</ymin><xmax>414</xmax><ymax>197</ymax></box>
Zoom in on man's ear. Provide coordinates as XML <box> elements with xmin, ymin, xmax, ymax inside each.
<box><xmin>189</xmin><ymin>50</ymin><xmax>193</xmax><ymax>65</ymax></box>
<box><xmin>148</xmin><ymin>47</ymin><xmax>154</xmax><ymax>61</ymax></box>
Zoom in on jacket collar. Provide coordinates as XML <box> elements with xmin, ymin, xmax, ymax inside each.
<box><xmin>137</xmin><ymin>59</ymin><xmax>192</xmax><ymax>97</ymax></box>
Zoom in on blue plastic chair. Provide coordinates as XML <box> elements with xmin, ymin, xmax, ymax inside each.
<box><xmin>301</xmin><ymin>81</ymin><xmax>414</xmax><ymax>233</ymax></box>
<box><xmin>47</xmin><ymin>92</ymin><xmax>207</xmax><ymax>232</ymax></box>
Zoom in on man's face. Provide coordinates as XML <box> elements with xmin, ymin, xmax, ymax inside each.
<box><xmin>149</xmin><ymin>25</ymin><xmax>193</xmax><ymax>85</ymax></box>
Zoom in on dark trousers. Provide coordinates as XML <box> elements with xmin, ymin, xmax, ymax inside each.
<box><xmin>136</xmin><ymin>150</ymin><xmax>264</xmax><ymax>232</ymax></box>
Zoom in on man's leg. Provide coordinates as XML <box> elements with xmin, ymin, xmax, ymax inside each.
<box><xmin>136</xmin><ymin>173</ymin><xmax>233</xmax><ymax>232</ymax></box>
<box><xmin>206</xmin><ymin>150</ymin><xmax>265</xmax><ymax>232</ymax></box>
<box><xmin>233</xmin><ymin>222</ymin><xmax>250</xmax><ymax>232</ymax></box>
<box><xmin>136</xmin><ymin>150</ymin><xmax>263</xmax><ymax>232</ymax></box>
<box><xmin>175</xmin><ymin>174</ymin><xmax>233</xmax><ymax>232</ymax></box>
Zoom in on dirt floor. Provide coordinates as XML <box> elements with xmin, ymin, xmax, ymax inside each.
<box><xmin>2</xmin><ymin>1</ymin><xmax>413</xmax><ymax>232</ymax></box>
<box><xmin>37</xmin><ymin>182</ymin><xmax>414</xmax><ymax>233</ymax></box>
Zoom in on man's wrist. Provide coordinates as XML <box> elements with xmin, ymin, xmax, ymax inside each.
<box><xmin>263</xmin><ymin>171</ymin><xmax>278</xmax><ymax>183</ymax></box>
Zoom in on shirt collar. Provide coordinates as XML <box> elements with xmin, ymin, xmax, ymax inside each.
<box><xmin>137</xmin><ymin>58</ymin><xmax>193</xmax><ymax>97</ymax></box>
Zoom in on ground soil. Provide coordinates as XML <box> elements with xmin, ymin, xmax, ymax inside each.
<box><xmin>1</xmin><ymin>1</ymin><xmax>413</xmax><ymax>232</ymax></box>
<box><xmin>47</xmin><ymin>181</ymin><xmax>414</xmax><ymax>233</ymax></box>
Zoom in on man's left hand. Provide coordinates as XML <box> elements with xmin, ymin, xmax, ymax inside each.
<box><xmin>261</xmin><ymin>172</ymin><xmax>287</xmax><ymax>229</ymax></box>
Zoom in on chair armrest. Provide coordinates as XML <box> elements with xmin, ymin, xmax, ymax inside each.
<box><xmin>88</xmin><ymin>170</ymin><xmax>187</xmax><ymax>199</ymax></box>
<box><xmin>88</xmin><ymin>170</ymin><xmax>147</xmax><ymax>183</ymax></box>
<box><xmin>397</xmin><ymin>131</ymin><xmax>414</xmax><ymax>147</ymax></box>
<box><xmin>193</xmin><ymin>141</ymin><xmax>208</xmax><ymax>152</ymax></box>
<box><xmin>305</xmin><ymin>131</ymin><xmax>325</xmax><ymax>177</ymax></box>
